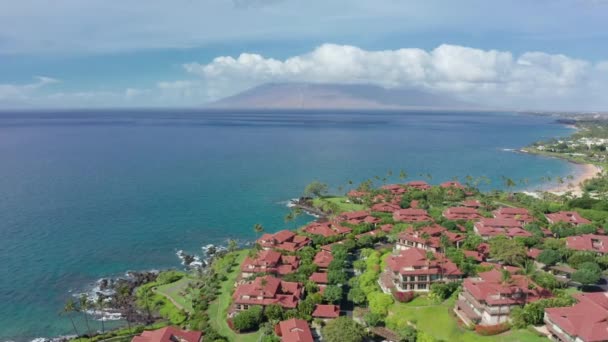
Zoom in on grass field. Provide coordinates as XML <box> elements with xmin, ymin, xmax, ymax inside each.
<box><xmin>207</xmin><ymin>250</ymin><xmax>262</xmax><ymax>342</ymax></box>
<box><xmin>313</xmin><ymin>196</ymin><xmax>366</xmax><ymax>213</ymax></box>
<box><xmin>154</xmin><ymin>276</ymin><xmax>195</xmax><ymax>313</ymax></box>
<box><xmin>386</xmin><ymin>296</ymin><xmax>547</xmax><ymax>342</ymax></box>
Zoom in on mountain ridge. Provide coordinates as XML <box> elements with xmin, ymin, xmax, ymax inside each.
<box><xmin>207</xmin><ymin>83</ymin><xmax>478</xmax><ymax>110</ymax></box>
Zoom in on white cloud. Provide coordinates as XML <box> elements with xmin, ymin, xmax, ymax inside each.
<box><xmin>184</xmin><ymin>43</ymin><xmax>608</xmax><ymax>109</ymax></box>
<box><xmin>0</xmin><ymin>76</ymin><xmax>59</xmax><ymax>102</ymax></box>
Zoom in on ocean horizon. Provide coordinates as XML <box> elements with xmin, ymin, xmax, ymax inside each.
<box><xmin>0</xmin><ymin>109</ymin><xmax>574</xmax><ymax>341</ymax></box>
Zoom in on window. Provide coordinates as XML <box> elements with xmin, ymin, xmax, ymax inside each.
<box><xmin>418</xmin><ymin>284</ymin><xmax>427</xmax><ymax>290</ymax></box>
<box><xmin>418</xmin><ymin>275</ymin><xmax>427</xmax><ymax>281</ymax></box>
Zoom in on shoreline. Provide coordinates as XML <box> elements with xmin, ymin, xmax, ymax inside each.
<box><xmin>543</xmin><ymin>162</ymin><xmax>602</xmax><ymax>196</ymax></box>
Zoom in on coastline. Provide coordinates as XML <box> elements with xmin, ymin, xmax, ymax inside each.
<box><xmin>543</xmin><ymin>162</ymin><xmax>602</xmax><ymax>196</ymax></box>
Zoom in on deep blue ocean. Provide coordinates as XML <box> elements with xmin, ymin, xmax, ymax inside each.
<box><xmin>0</xmin><ymin>110</ymin><xmax>573</xmax><ymax>341</ymax></box>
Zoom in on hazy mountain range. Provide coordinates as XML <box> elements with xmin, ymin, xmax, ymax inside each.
<box><xmin>208</xmin><ymin>83</ymin><xmax>477</xmax><ymax>110</ymax></box>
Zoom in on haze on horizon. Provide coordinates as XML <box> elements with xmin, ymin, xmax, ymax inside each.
<box><xmin>1</xmin><ymin>0</ymin><xmax>608</xmax><ymax>111</ymax></box>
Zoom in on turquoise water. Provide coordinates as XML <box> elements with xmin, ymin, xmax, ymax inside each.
<box><xmin>0</xmin><ymin>110</ymin><xmax>572</xmax><ymax>341</ymax></box>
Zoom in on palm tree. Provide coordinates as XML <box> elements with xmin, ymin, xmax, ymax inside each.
<box><xmin>253</xmin><ymin>223</ymin><xmax>264</xmax><ymax>239</ymax></box>
<box><xmin>96</xmin><ymin>295</ymin><xmax>106</xmax><ymax>334</ymax></box>
<box><xmin>62</xmin><ymin>298</ymin><xmax>80</xmax><ymax>337</ymax></box>
<box><xmin>284</xmin><ymin>212</ymin><xmax>294</xmax><ymax>226</ymax></box>
<box><xmin>79</xmin><ymin>294</ymin><xmax>92</xmax><ymax>337</ymax></box>
<box><xmin>227</xmin><ymin>239</ymin><xmax>238</xmax><ymax>253</ymax></box>
<box><xmin>399</xmin><ymin>170</ymin><xmax>408</xmax><ymax>182</ymax></box>
<box><xmin>116</xmin><ymin>285</ymin><xmax>132</xmax><ymax>333</ymax></box>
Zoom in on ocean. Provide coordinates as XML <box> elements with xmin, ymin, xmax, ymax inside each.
<box><xmin>0</xmin><ymin>109</ymin><xmax>573</xmax><ymax>341</ymax></box>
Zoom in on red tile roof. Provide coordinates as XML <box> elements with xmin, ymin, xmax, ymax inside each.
<box><xmin>393</xmin><ymin>208</ymin><xmax>431</xmax><ymax>222</ymax></box>
<box><xmin>566</xmin><ymin>234</ymin><xmax>608</xmax><ymax>254</ymax></box>
<box><xmin>233</xmin><ymin>275</ymin><xmax>303</xmax><ymax>309</ymax></box>
<box><xmin>397</xmin><ymin>224</ymin><xmax>465</xmax><ymax>250</ymax></box>
<box><xmin>277</xmin><ymin>319</ymin><xmax>314</xmax><ymax>342</ymax></box>
<box><xmin>546</xmin><ymin>211</ymin><xmax>591</xmax><ymax>225</ymax></box>
<box><xmin>527</xmin><ymin>248</ymin><xmax>542</xmax><ymax>259</ymax></box>
<box><xmin>313</xmin><ymin>250</ymin><xmax>333</xmax><ymax>268</ymax></box>
<box><xmin>309</xmin><ymin>272</ymin><xmax>329</xmax><ymax>284</ymax></box>
<box><xmin>440</xmin><ymin>181</ymin><xmax>465</xmax><ymax>189</ymax></box>
<box><xmin>312</xmin><ymin>304</ymin><xmax>340</xmax><ymax>318</ymax></box>
<box><xmin>347</xmin><ymin>190</ymin><xmax>368</xmax><ymax>198</ymax></box>
<box><xmin>493</xmin><ymin>207</ymin><xmax>534</xmax><ymax>223</ymax></box>
<box><xmin>462</xmin><ymin>269</ymin><xmax>551</xmax><ymax>306</ymax></box>
<box><xmin>386</xmin><ymin>248</ymin><xmax>462</xmax><ymax>277</ymax></box>
<box><xmin>407</xmin><ymin>180</ymin><xmax>431</xmax><ymax>190</ymax></box>
<box><xmin>257</xmin><ymin>230</ymin><xmax>310</xmax><ymax>252</ymax></box>
<box><xmin>131</xmin><ymin>327</ymin><xmax>202</xmax><ymax>342</ymax></box>
<box><xmin>462</xmin><ymin>200</ymin><xmax>481</xmax><ymax>208</ymax></box>
<box><xmin>545</xmin><ymin>292</ymin><xmax>608</xmax><ymax>342</ymax></box>
<box><xmin>463</xmin><ymin>250</ymin><xmax>484</xmax><ymax>262</ymax></box>
<box><xmin>381</xmin><ymin>184</ymin><xmax>408</xmax><ymax>194</ymax></box>
<box><xmin>371</xmin><ymin>202</ymin><xmax>401</xmax><ymax>213</ymax></box>
<box><xmin>443</xmin><ymin>207</ymin><xmax>482</xmax><ymax>221</ymax></box>
<box><xmin>302</xmin><ymin>222</ymin><xmax>351</xmax><ymax>237</ymax></box>
<box><xmin>474</xmin><ymin>218</ymin><xmax>531</xmax><ymax>238</ymax></box>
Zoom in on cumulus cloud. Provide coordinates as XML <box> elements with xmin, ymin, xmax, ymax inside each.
<box><xmin>184</xmin><ymin>44</ymin><xmax>608</xmax><ymax>109</ymax></box>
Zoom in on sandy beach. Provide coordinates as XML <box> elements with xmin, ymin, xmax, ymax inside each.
<box><xmin>544</xmin><ymin>163</ymin><xmax>603</xmax><ymax>196</ymax></box>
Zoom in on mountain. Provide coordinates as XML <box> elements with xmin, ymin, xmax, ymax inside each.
<box><xmin>207</xmin><ymin>83</ymin><xmax>475</xmax><ymax>109</ymax></box>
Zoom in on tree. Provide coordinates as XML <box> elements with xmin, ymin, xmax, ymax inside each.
<box><xmin>227</xmin><ymin>239</ymin><xmax>238</xmax><ymax>253</ymax></box>
<box><xmin>537</xmin><ymin>249</ymin><xmax>562</xmax><ymax>266</ymax></box>
<box><xmin>303</xmin><ymin>181</ymin><xmax>328</xmax><ymax>198</ymax></box>
<box><xmin>96</xmin><ymin>294</ymin><xmax>106</xmax><ymax>334</ymax></box>
<box><xmin>79</xmin><ymin>294</ymin><xmax>92</xmax><ymax>336</ymax></box>
<box><xmin>62</xmin><ymin>298</ymin><xmax>80</xmax><ymax>337</ymax></box>
<box><xmin>323</xmin><ymin>285</ymin><xmax>343</xmax><ymax>304</ymax></box>
<box><xmin>489</xmin><ymin>236</ymin><xmax>527</xmax><ymax>266</ymax></box>
<box><xmin>364</xmin><ymin>312</ymin><xmax>384</xmax><ymax>327</ymax></box>
<box><xmin>322</xmin><ymin>317</ymin><xmax>366</xmax><ymax>342</ymax></box>
<box><xmin>264</xmin><ymin>304</ymin><xmax>284</xmax><ymax>322</ymax></box>
<box><xmin>568</xmin><ymin>251</ymin><xmax>596</xmax><ymax>269</ymax></box>
<box><xmin>233</xmin><ymin>306</ymin><xmax>263</xmax><ymax>332</ymax></box>
<box><xmin>347</xmin><ymin>287</ymin><xmax>367</xmax><ymax>305</ymax></box>
<box><xmin>572</xmin><ymin>262</ymin><xmax>601</xmax><ymax>287</ymax></box>
<box><xmin>253</xmin><ymin>223</ymin><xmax>264</xmax><ymax>239</ymax></box>
<box><xmin>397</xmin><ymin>326</ymin><xmax>417</xmax><ymax>342</ymax></box>
<box><xmin>368</xmin><ymin>292</ymin><xmax>394</xmax><ymax>315</ymax></box>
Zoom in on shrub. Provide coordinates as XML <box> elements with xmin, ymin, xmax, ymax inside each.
<box><xmin>364</xmin><ymin>312</ymin><xmax>385</xmax><ymax>327</ymax></box>
<box><xmin>392</xmin><ymin>290</ymin><xmax>416</xmax><ymax>303</ymax></box>
<box><xmin>474</xmin><ymin>323</ymin><xmax>510</xmax><ymax>336</ymax></box>
<box><xmin>233</xmin><ymin>306</ymin><xmax>263</xmax><ymax>332</ymax></box>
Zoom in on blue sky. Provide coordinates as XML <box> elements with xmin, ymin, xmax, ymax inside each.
<box><xmin>1</xmin><ymin>0</ymin><xmax>608</xmax><ymax>110</ymax></box>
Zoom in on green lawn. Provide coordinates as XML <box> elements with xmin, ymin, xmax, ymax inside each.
<box><xmin>386</xmin><ymin>296</ymin><xmax>547</xmax><ymax>342</ymax></box>
<box><xmin>313</xmin><ymin>196</ymin><xmax>366</xmax><ymax>213</ymax></box>
<box><xmin>154</xmin><ymin>276</ymin><xmax>195</xmax><ymax>313</ymax></box>
<box><xmin>207</xmin><ymin>250</ymin><xmax>262</xmax><ymax>342</ymax></box>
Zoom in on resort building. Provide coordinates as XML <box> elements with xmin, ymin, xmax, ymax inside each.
<box><xmin>257</xmin><ymin>230</ymin><xmax>311</xmax><ymax>252</ymax></box>
<box><xmin>131</xmin><ymin>327</ymin><xmax>202</xmax><ymax>342</ymax></box>
<box><xmin>313</xmin><ymin>250</ymin><xmax>333</xmax><ymax>270</ymax></box>
<box><xmin>309</xmin><ymin>272</ymin><xmax>329</xmax><ymax>292</ymax></box>
<box><xmin>312</xmin><ymin>304</ymin><xmax>340</xmax><ymax>320</ymax></box>
<box><xmin>493</xmin><ymin>207</ymin><xmax>534</xmax><ymax>224</ymax></box>
<box><xmin>545</xmin><ymin>211</ymin><xmax>591</xmax><ymax>226</ymax></box>
<box><xmin>454</xmin><ymin>269</ymin><xmax>551</xmax><ymax>326</ymax></box>
<box><xmin>301</xmin><ymin>221</ymin><xmax>351</xmax><ymax>237</ymax></box>
<box><xmin>276</xmin><ymin>318</ymin><xmax>314</xmax><ymax>342</ymax></box>
<box><xmin>371</xmin><ymin>202</ymin><xmax>401</xmax><ymax>213</ymax></box>
<box><xmin>462</xmin><ymin>199</ymin><xmax>482</xmax><ymax>208</ymax></box>
<box><xmin>440</xmin><ymin>181</ymin><xmax>465</xmax><ymax>189</ymax></box>
<box><xmin>565</xmin><ymin>234</ymin><xmax>608</xmax><ymax>254</ymax></box>
<box><xmin>379</xmin><ymin>248</ymin><xmax>463</xmax><ymax>293</ymax></box>
<box><xmin>443</xmin><ymin>207</ymin><xmax>482</xmax><ymax>221</ymax></box>
<box><xmin>473</xmin><ymin>218</ymin><xmax>531</xmax><ymax>239</ymax></box>
<box><xmin>395</xmin><ymin>224</ymin><xmax>465</xmax><ymax>253</ymax></box>
<box><xmin>347</xmin><ymin>190</ymin><xmax>368</xmax><ymax>201</ymax></box>
<box><xmin>337</xmin><ymin>211</ymin><xmax>381</xmax><ymax>225</ymax></box>
<box><xmin>381</xmin><ymin>184</ymin><xmax>408</xmax><ymax>195</ymax></box>
<box><xmin>233</xmin><ymin>275</ymin><xmax>303</xmax><ymax>311</ymax></box>
<box><xmin>544</xmin><ymin>292</ymin><xmax>608</xmax><ymax>342</ymax></box>
<box><xmin>393</xmin><ymin>208</ymin><xmax>432</xmax><ymax>222</ymax></box>
<box><xmin>407</xmin><ymin>180</ymin><xmax>431</xmax><ymax>190</ymax></box>
<box><xmin>241</xmin><ymin>250</ymin><xmax>300</xmax><ymax>278</ymax></box>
